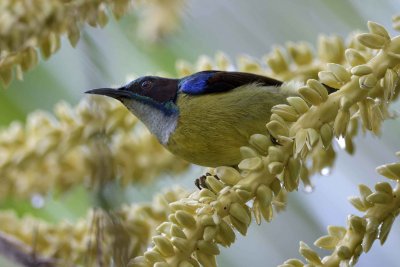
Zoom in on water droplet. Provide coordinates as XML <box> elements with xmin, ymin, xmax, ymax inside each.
<box><xmin>321</xmin><ymin>167</ymin><xmax>331</xmax><ymax>176</ymax></box>
<box><xmin>303</xmin><ymin>185</ymin><xmax>314</xmax><ymax>193</ymax></box>
<box><xmin>31</xmin><ymin>193</ymin><xmax>45</xmax><ymax>209</ymax></box>
<box><xmin>336</xmin><ymin>136</ymin><xmax>346</xmax><ymax>150</ymax></box>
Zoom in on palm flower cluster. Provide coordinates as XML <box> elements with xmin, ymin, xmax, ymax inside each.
<box><xmin>129</xmin><ymin>20</ymin><xmax>400</xmax><ymax>267</ymax></box>
<box><xmin>0</xmin><ymin>0</ymin><xmax>186</xmax><ymax>86</ymax></box>
<box><xmin>0</xmin><ymin>95</ymin><xmax>188</xmax><ymax>200</ymax></box>
<box><xmin>0</xmin><ymin>187</ymin><xmax>188</xmax><ymax>266</ymax></box>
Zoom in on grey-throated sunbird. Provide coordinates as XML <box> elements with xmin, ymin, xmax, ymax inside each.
<box><xmin>86</xmin><ymin>70</ymin><xmax>314</xmax><ymax>167</ymax></box>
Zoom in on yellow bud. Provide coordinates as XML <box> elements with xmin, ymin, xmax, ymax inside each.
<box><xmin>240</xmin><ymin>146</ymin><xmax>259</xmax><ymax>158</ymax></box>
<box><xmin>152</xmin><ymin>235</ymin><xmax>175</xmax><ymax>256</ymax></box>
<box><xmin>238</xmin><ymin>157</ymin><xmax>263</xmax><ymax>171</ymax></box>
<box><xmin>229</xmin><ymin>203</ymin><xmax>251</xmax><ymax>225</ymax></box>
<box><xmin>357</xmin><ymin>33</ymin><xmax>387</xmax><ymax>49</ymax></box>
<box><xmin>154</xmin><ymin>263</ymin><xmax>170</xmax><ymax>267</ymax></box>
<box><xmin>320</xmin><ymin>123</ymin><xmax>333</xmax><ymax>148</ymax></box>
<box><xmin>374</xmin><ymin>182</ymin><xmax>392</xmax><ymax>195</ymax></box>
<box><xmin>206</xmin><ymin>176</ymin><xmax>225</xmax><ymax>193</ymax></box>
<box><xmin>215</xmin><ymin>51</ymin><xmax>231</xmax><ymax>70</ymax></box>
<box><xmin>333</xmin><ymin>109</ymin><xmax>350</xmax><ymax>137</ymax></box>
<box><xmin>268</xmin><ymin>146</ymin><xmax>284</xmax><ymax>162</ymax></box>
<box><xmin>171</xmin><ymin>237</ymin><xmax>190</xmax><ymax>253</ymax></box>
<box><xmin>266</xmin><ymin>120</ymin><xmax>289</xmax><ymax>137</ymax></box>
<box><xmin>287</xmin><ymin>97</ymin><xmax>309</xmax><ymax>115</ymax></box>
<box><xmin>178</xmin><ymin>261</ymin><xmax>195</xmax><ymax>267</ymax></box>
<box><xmin>318</xmin><ymin>71</ymin><xmax>342</xmax><ymax>89</ymax></box>
<box><xmin>256</xmin><ymin>184</ymin><xmax>273</xmax><ymax>204</ymax></box>
<box><xmin>203</xmin><ymin>226</ymin><xmax>218</xmax><ymax>241</ymax></box>
<box><xmin>314</xmin><ymin>235</ymin><xmax>339</xmax><ymax>250</ymax></box>
<box><xmin>337</xmin><ymin>245</ymin><xmax>352</xmax><ymax>259</ymax></box>
<box><xmin>299</xmin><ymin>86</ymin><xmax>323</xmax><ymax>106</ymax></box>
<box><xmin>128</xmin><ymin>256</ymin><xmax>149</xmax><ymax>267</ymax></box>
<box><xmin>345</xmin><ymin>48</ymin><xmax>366</xmax><ymax>66</ymax></box>
<box><xmin>271</xmin><ymin>104</ymin><xmax>299</xmax><ymax>122</ymax></box>
<box><xmin>299</xmin><ymin>242</ymin><xmax>322</xmax><ymax>265</ymax></box>
<box><xmin>367</xmin><ymin>21</ymin><xmax>390</xmax><ymax>39</ymax></box>
<box><xmin>171</xmin><ymin>224</ymin><xmax>187</xmax><ymax>239</ymax></box>
<box><xmin>268</xmin><ymin>161</ymin><xmax>284</xmax><ymax>174</ymax></box>
<box><xmin>229</xmin><ymin>215</ymin><xmax>248</xmax><ymax>235</ymax></box>
<box><xmin>376</xmin><ymin>163</ymin><xmax>400</xmax><ymax>180</ymax></box>
<box><xmin>366</xmin><ymin>192</ymin><xmax>392</xmax><ymax>204</ymax></box>
<box><xmin>197</xmin><ymin>240</ymin><xmax>220</xmax><ymax>255</ymax></box>
<box><xmin>307</xmin><ymin>128</ymin><xmax>320</xmax><ymax>148</ymax></box>
<box><xmin>175</xmin><ymin>210</ymin><xmax>196</xmax><ymax>229</ymax></box>
<box><xmin>327</xmin><ymin>63</ymin><xmax>351</xmax><ymax>82</ymax></box>
<box><xmin>380</xmin><ymin>214</ymin><xmax>395</xmax><ymax>244</ymax></box>
<box><xmin>195</xmin><ymin>251</ymin><xmax>217</xmax><ymax>267</ymax></box>
<box><xmin>351</xmin><ymin>65</ymin><xmax>373</xmax><ymax>76</ymax></box>
<box><xmin>265</xmin><ymin>47</ymin><xmax>288</xmax><ymax>74</ymax></box>
<box><xmin>249</xmin><ymin>134</ymin><xmax>272</xmax><ymax>154</ymax></box>
<box><xmin>359</xmin><ymin>73</ymin><xmax>378</xmax><ymax>89</ymax></box>
<box><xmin>144</xmin><ymin>251</ymin><xmax>164</xmax><ymax>263</ymax></box>
<box><xmin>216</xmin><ymin>219</ymin><xmax>236</xmax><ymax>246</ymax></box>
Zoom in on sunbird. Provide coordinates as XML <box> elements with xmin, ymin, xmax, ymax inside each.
<box><xmin>86</xmin><ymin>71</ymin><xmax>307</xmax><ymax>167</ymax></box>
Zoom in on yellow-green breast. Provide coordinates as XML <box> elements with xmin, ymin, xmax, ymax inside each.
<box><xmin>165</xmin><ymin>84</ymin><xmax>290</xmax><ymax>167</ymax></box>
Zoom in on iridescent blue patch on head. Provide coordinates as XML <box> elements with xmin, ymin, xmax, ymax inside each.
<box><xmin>179</xmin><ymin>71</ymin><xmax>215</xmax><ymax>95</ymax></box>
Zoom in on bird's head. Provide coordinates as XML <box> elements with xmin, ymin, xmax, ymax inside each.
<box><xmin>86</xmin><ymin>76</ymin><xmax>180</xmax><ymax>116</ymax></box>
<box><xmin>86</xmin><ymin>76</ymin><xmax>180</xmax><ymax>143</ymax></box>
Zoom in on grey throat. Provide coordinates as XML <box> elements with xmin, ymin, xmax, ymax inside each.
<box><xmin>123</xmin><ymin>98</ymin><xmax>178</xmax><ymax>145</ymax></box>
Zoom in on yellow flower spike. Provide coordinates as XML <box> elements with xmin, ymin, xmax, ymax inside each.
<box><xmin>379</xmin><ymin>213</ymin><xmax>395</xmax><ymax>244</ymax></box>
<box><xmin>345</xmin><ymin>48</ymin><xmax>367</xmax><ymax>66</ymax></box>
<box><xmin>240</xmin><ymin>146</ymin><xmax>260</xmax><ymax>158</ymax></box>
<box><xmin>327</xmin><ymin>63</ymin><xmax>351</xmax><ymax>83</ymax></box>
<box><xmin>268</xmin><ymin>161</ymin><xmax>284</xmax><ymax>175</ymax></box>
<box><xmin>333</xmin><ymin>109</ymin><xmax>350</xmax><ymax>137</ymax></box>
<box><xmin>229</xmin><ymin>202</ymin><xmax>251</xmax><ymax>226</ymax></box>
<box><xmin>152</xmin><ymin>235</ymin><xmax>175</xmax><ymax>257</ymax></box>
<box><xmin>359</xmin><ymin>73</ymin><xmax>378</xmax><ymax>89</ymax></box>
<box><xmin>351</xmin><ymin>64</ymin><xmax>373</xmax><ymax>76</ymax></box>
<box><xmin>266</xmin><ymin>119</ymin><xmax>289</xmax><ymax>138</ymax></box>
<box><xmin>195</xmin><ymin>55</ymin><xmax>214</xmax><ymax>71</ymax></box>
<box><xmin>203</xmin><ymin>226</ymin><xmax>218</xmax><ymax>241</ymax></box>
<box><xmin>196</xmin><ymin>240</ymin><xmax>220</xmax><ymax>255</ymax></box>
<box><xmin>368</xmin><ymin>21</ymin><xmax>391</xmax><ymax>40</ymax></box>
<box><xmin>237</xmin><ymin>55</ymin><xmax>263</xmax><ymax>73</ymax></box>
<box><xmin>215</xmin><ymin>166</ymin><xmax>241</xmax><ymax>186</ymax></box>
<box><xmin>171</xmin><ymin>237</ymin><xmax>191</xmax><ymax>253</ymax></box>
<box><xmin>215</xmin><ymin>51</ymin><xmax>232</xmax><ymax>70</ymax></box>
<box><xmin>299</xmin><ymin>241</ymin><xmax>322</xmax><ymax>265</ymax></box>
<box><xmin>358</xmin><ymin>33</ymin><xmax>388</xmax><ymax>49</ymax></box>
<box><xmin>195</xmin><ymin>251</ymin><xmax>217</xmax><ymax>267</ymax></box>
<box><xmin>176</xmin><ymin>60</ymin><xmax>194</xmax><ymax>76</ymax></box>
<box><xmin>376</xmin><ymin>163</ymin><xmax>400</xmax><ymax>180</ymax></box>
<box><xmin>286</xmin><ymin>41</ymin><xmax>313</xmax><ymax>66</ymax></box>
<box><xmin>298</xmin><ymin>86</ymin><xmax>323</xmax><ymax>105</ymax></box>
<box><xmin>287</xmin><ymin>97</ymin><xmax>310</xmax><ymax>115</ymax></box>
<box><xmin>175</xmin><ymin>210</ymin><xmax>197</xmax><ymax>229</ymax></box>
<box><xmin>317</xmin><ymin>35</ymin><xmax>345</xmax><ymax>63</ymax></box>
<box><xmin>271</xmin><ymin>104</ymin><xmax>299</xmax><ymax>122</ymax></box>
<box><xmin>264</xmin><ymin>47</ymin><xmax>289</xmax><ymax>74</ymax></box>
<box><xmin>249</xmin><ymin>133</ymin><xmax>272</xmax><ymax>154</ymax></box>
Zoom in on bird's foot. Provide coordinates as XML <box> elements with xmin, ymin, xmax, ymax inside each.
<box><xmin>195</xmin><ymin>172</ymin><xmax>220</xmax><ymax>190</ymax></box>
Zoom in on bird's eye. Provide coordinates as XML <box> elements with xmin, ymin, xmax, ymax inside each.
<box><xmin>141</xmin><ymin>80</ymin><xmax>153</xmax><ymax>90</ymax></box>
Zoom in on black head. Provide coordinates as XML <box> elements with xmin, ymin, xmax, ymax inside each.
<box><xmin>85</xmin><ymin>76</ymin><xmax>179</xmax><ymax>105</ymax></box>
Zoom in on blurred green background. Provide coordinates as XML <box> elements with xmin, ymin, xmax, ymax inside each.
<box><xmin>1</xmin><ymin>0</ymin><xmax>400</xmax><ymax>266</ymax></box>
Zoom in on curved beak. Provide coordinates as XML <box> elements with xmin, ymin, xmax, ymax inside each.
<box><xmin>85</xmin><ymin>87</ymin><xmax>132</xmax><ymax>100</ymax></box>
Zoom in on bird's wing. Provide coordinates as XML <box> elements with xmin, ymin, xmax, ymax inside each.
<box><xmin>178</xmin><ymin>70</ymin><xmax>283</xmax><ymax>95</ymax></box>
